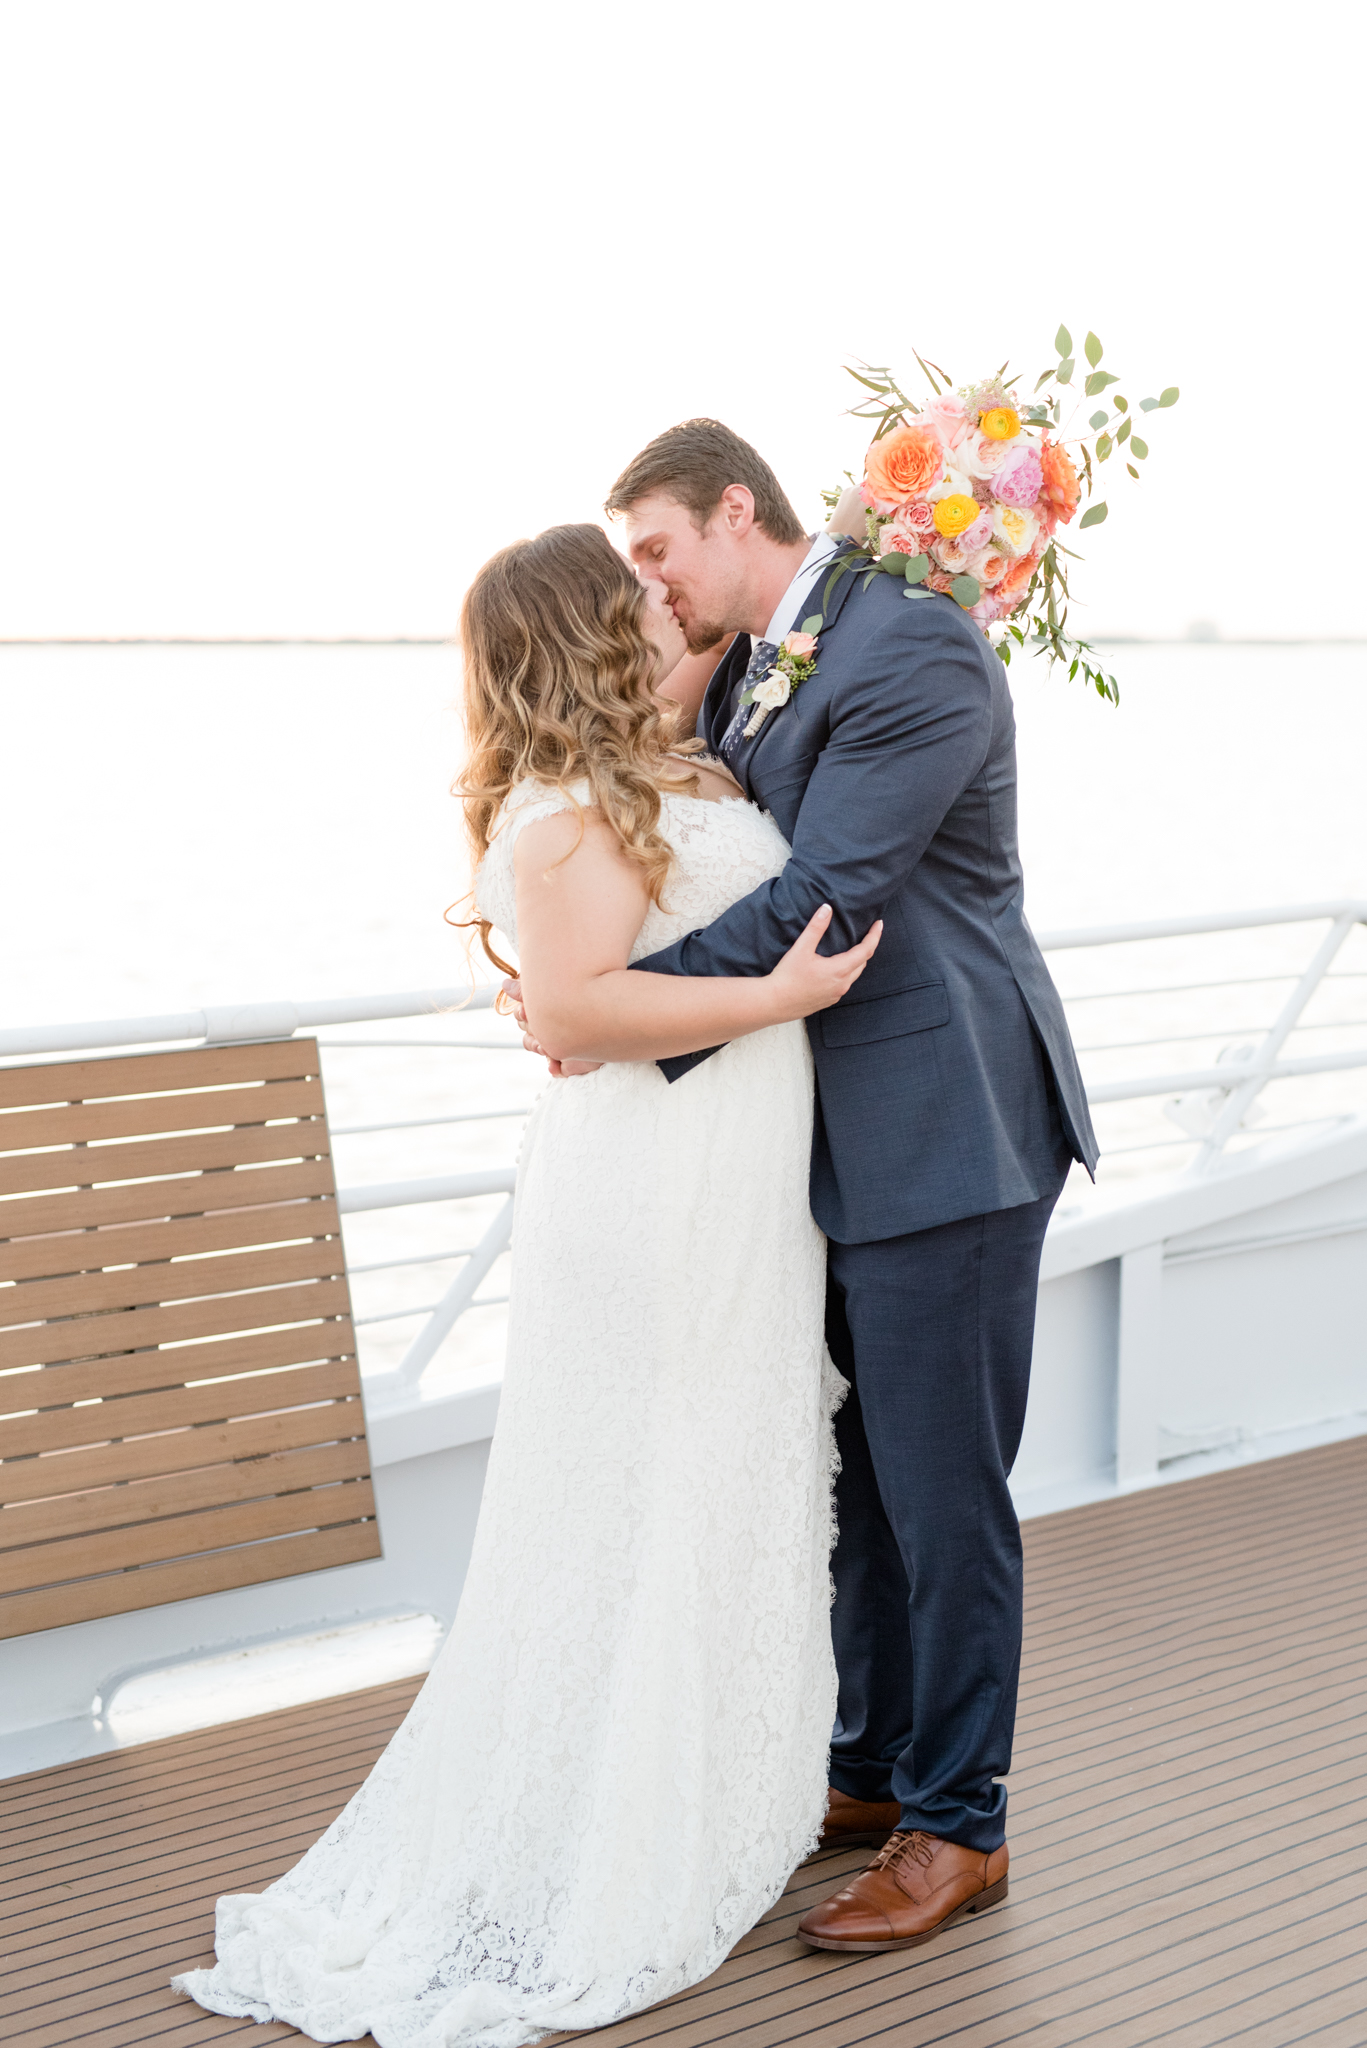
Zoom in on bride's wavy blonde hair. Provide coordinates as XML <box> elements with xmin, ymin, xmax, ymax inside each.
<box><xmin>453</xmin><ymin>523</ymin><xmax>700</xmax><ymax>973</ymax></box>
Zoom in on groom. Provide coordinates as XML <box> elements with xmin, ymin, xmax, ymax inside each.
<box><xmin>603</xmin><ymin>419</ymin><xmax>1098</xmax><ymax>1951</ymax></box>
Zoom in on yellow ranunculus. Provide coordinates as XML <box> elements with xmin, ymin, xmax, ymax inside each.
<box><xmin>980</xmin><ymin>407</ymin><xmax>1021</xmax><ymax>442</ymax></box>
<box><xmin>932</xmin><ymin>494</ymin><xmax>980</xmax><ymax>537</ymax></box>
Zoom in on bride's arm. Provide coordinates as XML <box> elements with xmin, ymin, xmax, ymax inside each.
<box><xmin>514</xmin><ymin>809</ymin><xmax>880</xmax><ymax>1064</ymax></box>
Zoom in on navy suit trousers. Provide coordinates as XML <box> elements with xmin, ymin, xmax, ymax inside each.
<box><xmin>825</xmin><ymin>1173</ymin><xmax>1066</xmax><ymax>1852</ymax></box>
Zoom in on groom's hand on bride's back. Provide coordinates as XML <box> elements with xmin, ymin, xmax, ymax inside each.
<box><xmin>501</xmin><ymin>977</ymin><xmax>604</xmax><ymax>1079</ymax></box>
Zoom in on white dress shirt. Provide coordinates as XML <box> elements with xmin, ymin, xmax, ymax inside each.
<box><xmin>753</xmin><ymin>531</ymin><xmax>841</xmax><ymax>656</ymax></box>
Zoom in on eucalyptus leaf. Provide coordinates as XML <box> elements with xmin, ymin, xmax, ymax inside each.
<box><xmin>1056</xmin><ymin>357</ymin><xmax>1074</xmax><ymax>384</ymax></box>
<box><xmin>951</xmin><ymin>575</ymin><xmax>981</xmax><ymax>609</ymax></box>
<box><xmin>1089</xmin><ymin>410</ymin><xmax>1108</xmax><ymax>430</ymax></box>
<box><xmin>904</xmin><ymin>554</ymin><xmax>930</xmax><ymax>584</ymax></box>
<box><xmin>1116</xmin><ymin>417</ymin><xmax>1132</xmax><ymax>444</ymax></box>
<box><xmin>802</xmin><ymin>614</ymin><xmax>823</xmax><ymax>635</ymax></box>
<box><xmin>1130</xmin><ymin>436</ymin><xmax>1149</xmax><ymax>458</ymax></box>
<box><xmin>1127</xmin><ymin>463</ymin><xmax>1139</xmax><ymax>478</ymax></box>
<box><xmin>1159</xmin><ymin>386</ymin><xmax>1180</xmax><ymax>406</ymax></box>
<box><xmin>880</xmin><ymin>552</ymin><xmax>907</xmax><ymax>577</ymax></box>
<box><xmin>1055</xmin><ymin>324</ymin><xmax>1072</xmax><ymax>356</ymax></box>
<box><xmin>1034</xmin><ymin>368</ymin><xmax>1054</xmax><ymax>393</ymax></box>
<box><xmin>1096</xmin><ymin>433</ymin><xmax>1113</xmax><ymax>461</ymax></box>
<box><xmin>1113</xmin><ymin>395</ymin><xmax>1128</xmax><ymax>413</ymax></box>
<box><xmin>1085</xmin><ymin>332</ymin><xmax>1103</xmax><ymax>367</ymax></box>
<box><xmin>1078</xmin><ymin>502</ymin><xmax>1108</xmax><ymax>529</ymax></box>
<box><xmin>1139</xmin><ymin>396</ymin><xmax>1160</xmax><ymax>411</ymax></box>
<box><xmin>1085</xmin><ymin>371</ymin><xmax>1120</xmax><ymax>396</ymax></box>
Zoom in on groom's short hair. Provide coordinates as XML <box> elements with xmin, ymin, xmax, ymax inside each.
<box><xmin>606</xmin><ymin>419</ymin><xmax>805</xmax><ymax>546</ymax></box>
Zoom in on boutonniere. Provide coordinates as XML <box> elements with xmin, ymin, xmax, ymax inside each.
<box><xmin>741</xmin><ymin>622</ymin><xmax>821</xmax><ymax>739</ymax></box>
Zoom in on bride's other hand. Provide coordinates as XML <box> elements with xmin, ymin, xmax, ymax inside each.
<box><xmin>503</xmin><ymin>976</ymin><xmax>604</xmax><ymax>1078</ymax></box>
<box><xmin>825</xmin><ymin>483</ymin><xmax>868</xmax><ymax>541</ymax></box>
<box><xmin>768</xmin><ymin>904</ymin><xmax>883</xmax><ymax>1017</ymax></box>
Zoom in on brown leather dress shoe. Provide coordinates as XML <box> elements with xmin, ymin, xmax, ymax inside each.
<box><xmin>818</xmin><ymin>1787</ymin><xmax>903</xmax><ymax>1851</ymax></box>
<box><xmin>798</xmin><ymin>1829</ymin><xmax>1009</xmax><ymax>1951</ymax></box>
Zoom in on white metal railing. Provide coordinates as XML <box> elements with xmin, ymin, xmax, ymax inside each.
<box><xmin>3</xmin><ymin>899</ymin><xmax>1365</xmax><ymax>1392</ymax></box>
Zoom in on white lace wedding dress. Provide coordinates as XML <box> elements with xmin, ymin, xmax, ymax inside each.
<box><xmin>174</xmin><ymin>780</ymin><xmax>840</xmax><ymax>2048</ymax></box>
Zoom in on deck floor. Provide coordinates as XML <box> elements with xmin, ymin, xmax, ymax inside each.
<box><xmin>5</xmin><ymin>1435</ymin><xmax>1367</xmax><ymax>2048</ymax></box>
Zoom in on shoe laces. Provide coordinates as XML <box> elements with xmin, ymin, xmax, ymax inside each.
<box><xmin>872</xmin><ymin>1830</ymin><xmax>936</xmax><ymax>1873</ymax></box>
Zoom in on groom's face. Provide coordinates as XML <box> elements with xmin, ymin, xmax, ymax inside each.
<box><xmin>621</xmin><ymin>490</ymin><xmax>750</xmax><ymax>654</ymax></box>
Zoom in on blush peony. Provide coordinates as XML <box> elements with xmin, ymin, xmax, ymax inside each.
<box><xmin>992</xmin><ymin>444</ymin><xmax>1044</xmax><ymax>509</ymax></box>
<box><xmin>862</xmin><ymin>423</ymin><xmax>944</xmax><ymax>508</ymax></box>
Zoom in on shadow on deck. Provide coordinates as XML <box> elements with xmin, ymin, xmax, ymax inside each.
<box><xmin>5</xmin><ymin>1436</ymin><xmax>1367</xmax><ymax>2048</ymax></box>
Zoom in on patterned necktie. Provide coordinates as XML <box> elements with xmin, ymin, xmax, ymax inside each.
<box><xmin>720</xmin><ymin>639</ymin><xmax>779</xmax><ymax>765</ymax></box>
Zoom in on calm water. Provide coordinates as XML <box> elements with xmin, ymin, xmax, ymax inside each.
<box><xmin>4</xmin><ymin>642</ymin><xmax>1365</xmax><ymax>1387</ymax></box>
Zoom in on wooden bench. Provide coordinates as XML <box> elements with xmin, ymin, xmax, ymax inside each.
<box><xmin>0</xmin><ymin>1038</ymin><xmax>379</xmax><ymax>1639</ymax></box>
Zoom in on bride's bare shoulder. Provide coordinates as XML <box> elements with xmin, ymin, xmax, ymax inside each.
<box><xmin>666</xmin><ymin>754</ymin><xmax>746</xmax><ymax>805</ymax></box>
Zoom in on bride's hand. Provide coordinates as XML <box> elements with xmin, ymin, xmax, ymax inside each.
<box><xmin>768</xmin><ymin>904</ymin><xmax>883</xmax><ymax>1017</ymax></box>
<box><xmin>503</xmin><ymin>976</ymin><xmax>604</xmax><ymax>1077</ymax></box>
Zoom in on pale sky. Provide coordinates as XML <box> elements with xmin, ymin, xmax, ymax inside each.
<box><xmin>0</xmin><ymin>0</ymin><xmax>1359</xmax><ymax>642</ymax></box>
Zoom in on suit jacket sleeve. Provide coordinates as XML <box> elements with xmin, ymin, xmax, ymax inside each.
<box><xmin>632</xmin><ymin>598</ymin><xmax>996</xmax><ymax>1082</ymax></box>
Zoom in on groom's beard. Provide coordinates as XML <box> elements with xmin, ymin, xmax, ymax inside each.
<box><xmin>684</xmin><ymin>616</ymin><xmax>731</xmax><ymax>656</ymax></box>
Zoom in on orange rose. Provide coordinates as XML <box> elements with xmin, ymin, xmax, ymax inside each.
<box><xmin>1039</xmin><ymin>439</ymin><xmax>1082</xmax><ymax>523</ymax></box>
<box><xmin>996</xmin><ymin>547</ymin><xmax>1042</xmax><ymax>603</ymax></box>
<box><xmin>863</xmin><ymin>423</ymin><xmax>943</xmax><ymax>507</ymax></box>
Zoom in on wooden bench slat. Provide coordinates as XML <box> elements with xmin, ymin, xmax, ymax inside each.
<box><xmin>0</xmin><ymin>1395</ymin><xmax>367</xmax><ymax>1505</ymax></box>
<box><xmin>0</xmin><ymin>1195</ymin><xmax>341</xmax><ymax>1284</ymax></box>
<box><xmin>0</xmin><ymin>1477</ymin><xmax>376</xmax><ymax>1594</ymax></box>
<box><xmin>0</xmin><ymin>1323</ymin><xmax>357</xmax><ymax>1424</ymax></box>
<box><xmin>1</xmin><ymin>1235</ymin><xmax>346</xmax><ymax>1329</ymax></box>
<box><xmin>3</xmin><ymin>1355</ymin><xmax>362</xmax><ymax>1460</ymax></box>
<box><xmin>0</xmin><ymin>1077</ymin><xmax>326</xmax><ymax>1155</ymax></box>
<box><xmin>0</xmin><ymin>1157</ymin><xmax>338</xmax><ymax>1245</ymax></box>
<box><xmin>0</xmin><ymin>1274</ymin><xmax>352</xmax><ymax>1374</ymax></box>
<box><xmin>0</xmin><ymin>1118</ymin><xmax>329</xmax><ymax>1200</ymax></box>
<box><xmin>2</xmin><ymin>1439</ymin><xmax>373</xmax><ymax>1548</ymax></box>
<box><xmin>0</xmin><ymin>1040</ymin><xmax>320</xmax><ymax>1113</ymax></box>
<box><xmin>0</xmin><ymin>1520</ymin><xmax>381</xmax><ymax>1638</ymax></box>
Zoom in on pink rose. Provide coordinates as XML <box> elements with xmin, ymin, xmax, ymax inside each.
<box><xmin>961</xmin><ymin>509</ymin><xmax>995</xmax><ymax>553</ymax></box>
<box><xmin>956</xmin><ymin>428</ymin><xmax>1013</xmax><ymax>481</ymax></box>
<box><xmin>968</xmin><ymin>591</ymin><xmax>1010</xmax><ymax>629</ymax></box>
<box><xmin>783</xmin><ymin>630</ymin><xmax>818</xmax><ymax>659</ymax></box>
<box><xmin>924</xmin><ymin>394</ymin><xmax>971</xmax><ymax>451</ymax></box>
<box><xmin>878</xmin><ymin>504</ymin><xmax>935</xmax><ymax>555</ymax></box>
<box><xmin>993</xmin><ymin>444</ymin><xmax>1044</xmax><ymax>508</ymax></box>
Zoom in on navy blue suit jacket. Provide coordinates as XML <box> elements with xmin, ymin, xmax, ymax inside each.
<box><xmin>631</xmin><ymin>550</ymin><xmax>1099</xmax><ymax>1245</ymax></box>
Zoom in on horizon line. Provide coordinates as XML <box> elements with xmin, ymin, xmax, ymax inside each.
<box><xmin>2</xmin><ymin>634</ymin><xmax>1367</xmax><ymax>650</ymax></box>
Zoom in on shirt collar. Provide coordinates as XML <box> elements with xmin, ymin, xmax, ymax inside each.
<box><xmin>754</xmin><ymin>531</ymin><xmax>840</xmax><ymax>654</ymax></box>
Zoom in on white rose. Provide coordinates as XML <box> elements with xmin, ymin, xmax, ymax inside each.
<box><xmin>991</xmin><ymin>501</ymin><xmax>1038</xmax><ymax>557</ymax></box>
<box><xmin>955</xmin><ymin>429</ymin><xmax>1012</xmax><ymax>482</ymax></box>
<box><xmin>753</xmin><ymin>671</ymin><xmax>791</xmax><ymax>710</ymax></box>
<box><xmin>925</xmin><ymin>463</ymin><xmax>976</xmax><ymax>504</ymax></box>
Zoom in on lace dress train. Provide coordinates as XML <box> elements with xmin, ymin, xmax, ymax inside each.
<box><xmin>173</xmin><ymin>783</ymin><xmax>839</xmax><ymax>2046</ymax></box>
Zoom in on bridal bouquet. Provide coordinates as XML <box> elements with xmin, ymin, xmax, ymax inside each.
<box><xmin>824</xmin><ymin>330</ymin><xmax>1178</xmax><ymax>704</ymax></box>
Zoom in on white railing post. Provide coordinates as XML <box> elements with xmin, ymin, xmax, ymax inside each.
<box><xmin>1116</xmin><ymin>1243</ymin><xmax>1164</xmax><ymax>1489</ymax></box>
<box><xmin>380</xmin><ymin>1194</ymin><xmax>517</xmax><ymax>1395</ymax></box>
<box><xmin>1191</xmin><ymin>911</ymin><xmax>1362</xmax><ymax>1172</ymax></box>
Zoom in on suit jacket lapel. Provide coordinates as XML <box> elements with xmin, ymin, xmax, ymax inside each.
<box><xmin>724</xmin><ymin>542</ymin><xmax>866</xmax><ymax>784</ymax></box>
<box><xmin>699</xmin><ymin>633</ymin><xmax>751</xmax><ymax>754</ymax></box>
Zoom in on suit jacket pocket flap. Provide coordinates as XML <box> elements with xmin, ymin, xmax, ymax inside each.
<box><xmin>819</xmin><ymin>980</ymin><xmax>950</xmax><ymax>1049</ymax></box>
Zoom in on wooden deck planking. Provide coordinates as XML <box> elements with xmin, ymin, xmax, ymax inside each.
<box><xmin>4</xmin><ymin>1436</ymin><xmax>1367</xmax><ymax>2047</ymax></box>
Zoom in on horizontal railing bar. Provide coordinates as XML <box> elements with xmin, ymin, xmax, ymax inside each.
<box><xmin>346</xmin><ymin>1248</ymin><xmax>475</xmax><ymax>1274</ymax></box>
<box><xmin>337</xmin><ymin>1169</ymin><xmax>516</xmax><ymax>1214</ymax></box>
<box><xmin>1075</xmin><ymin>1017</ymin><xmax>1367</xmax><ymax>1056</ymax></box>
<box><xmin>1086</xmin><ymin>1046</ymin><xmax>1367</xmax><ymax>1104</ymax></box>
<box><xmin>1060</xmin><ymin>972</ymin><xmax>1306</xmax><ymax>1002</ymax></box>
<box><xmin>315</xmin><ymin>1039</ymin><xmax>521</xmax><ymax>1052</ymax></box>
<box><xmin>330</xmin><ymin>1108</ymin><xmax>532</xmax><ymax>1136</ymax></box>
<box><xmin>353</xmin><ymin>1290</ymin><xmax>509</xmax><ymax>1327</ymax></box>
<box><xmin>0</xmin><ymin>987</ymin><xmax>499</xmax><ymax>1062</ymax></box>
<box><xmin>1036</xmin><ymin>899</ymin><xmax>1367</xmax><ymax>950</ymax></box>
<box><xmin>1097</xmin><ymin>1114</ymin><xmax>1351</xmax><ymax>1160</ymax></box>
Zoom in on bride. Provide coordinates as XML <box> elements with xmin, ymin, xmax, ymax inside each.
<box><xmin>173</xmin><ymin>521</ymin><xmax>881</xmax><ymax>2047</ymax></box>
